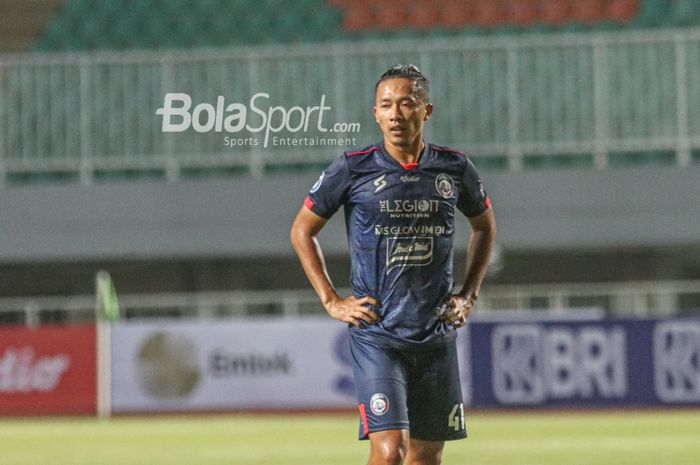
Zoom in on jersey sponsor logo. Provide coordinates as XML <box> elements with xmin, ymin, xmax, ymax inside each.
<box><xmin>374</xmin><ymin>225</ymin><xmax>445</xmax><ymax>236</ymax></box>
<box><xmin>373</xmin><ymin>174</ymin><xmax>388</xmax><ymax>193</ymax></box>
<box><xmin>400</xmin><ymin>175</ymin><xmax>420</xmax><ymax>183</ymax></box>
<box><xmin>492</xmin><ymin>324</ymin><xmax>627</xmax><ymax>404</ymax></box>
<box><xmin>379</xmin><ymin>199</ymin><xmax>439</xmax><ymax>218</ymax></box>
<box><xmin>369</xmin><ymin>392</ymin><xmax>389</xmax><ymax>416</ymax></box>
<box><xmin>310</xmin><ymin>172</ymin><xmax>325</xmax><ymax>193</ymax></box>
<box><xmin>654</xmin><ymin>321</ymin><xmax>700</xmax><ymax>402</ymax></box>
<box><xmin>435</xmin><ymin>173</ymin><xmax>454</xmax><ymax>199</ymax></box>
<box><xmin>386</xmin><ymin>237</ymin><xmax>433</xmax><ymax>272</ymax></box>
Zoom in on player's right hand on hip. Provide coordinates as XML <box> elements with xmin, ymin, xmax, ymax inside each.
<box><xmin>325</xmin><ymin>295</ymin><xmax>381</xmax><ymax>327</ymax></box>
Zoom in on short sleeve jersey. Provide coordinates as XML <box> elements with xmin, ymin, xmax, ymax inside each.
<box><xmin>305</xmin><ymin>142</ymin><xmax>490</xmax><ymax>349</ymax></box>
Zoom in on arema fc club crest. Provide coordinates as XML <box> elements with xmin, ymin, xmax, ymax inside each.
<box><xmin>435</xmin><ymin>173</ymin><xmax>454</xmax><ymax>199</ymax></box>
<box><xmin>310</xmin><ymin>171</ymin><xmax>325</xmax><ymax>193</ymax></box>
<box><xmin>370</xmin><ymin>393</ymin><xmax>389</xmax><ymax>416</ymax></box>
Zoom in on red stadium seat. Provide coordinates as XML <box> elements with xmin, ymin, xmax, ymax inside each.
<box><xmin>541</xmin><ymin>0</ymin><xmax>573</xmax><ymax>26</ymax></box>
<box><xmin>570</xmin><ymin>0</ymin><xmax>607</xmax><ymax>24</ymax></box>
<box><xmin>474</xmin><ymin>0</ymin><xmax>510</xmax><ymax>27</ymax></box>
<box><xmin>511</xmin><ymin>0</ymin><xmax>543</xmax><ymax>26</ymax></box>
<box><xmin>342</xmin><ymin>2</ymin><xmax>375</xmax><ymax>30</ymax></box>
<box><xmin>606</xmin><ymin>0</ymin><xmax>641</xmax><ymax>23</ymax></box>
<box><xmin>374</xmin><ymin>0</ymin><xmax>409</xmax><ymax>31</ymax></box>
<box><xmin>440</xmin><ymin>0</ymin><xmax>477</xmax><ymax>28</ymax></box>
<box><xmin>406</xmin><ymin>1</ymin><xmax>442</xmax><ymax>29</ymax></box>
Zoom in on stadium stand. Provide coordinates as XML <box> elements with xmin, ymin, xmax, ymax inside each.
<box><xmin>14</xmin><ymin>0</ymin><xmax>700</xmax><ymax>53</ymax></box>
<box><xmin>28</xmin><ymin>0</ymin><xmax>670</xmax><ymax>52</ymax></box>
<box><xmin>0</xmin><ymin>0</ymin><xmax>688</xmax><ymax>185</ymax></box>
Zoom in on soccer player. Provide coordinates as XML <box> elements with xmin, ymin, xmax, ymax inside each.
<box><xmin>290</xmin><ymin>64</ymin><xmax>496</xmax><ymax>465</ymax></box>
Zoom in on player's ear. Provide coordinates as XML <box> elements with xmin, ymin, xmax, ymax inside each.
<box><xmin>424</xmin><ymin>103</ymin><xmax>433</xmax><ymax>121</ymax></box>
<box><xmin>372</xmin><ymin>106</ymin><xmax>380</xmax><ymax>123</ymax></box>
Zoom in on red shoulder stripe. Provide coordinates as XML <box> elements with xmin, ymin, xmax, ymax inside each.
<box><xmin>345</xmin><ymin>147</ymin><xmax>379</xmax><ymax>157</ymax></box>
<box><xmin>304</xmin><ymin>196</ymin><xmax>314</xmax><ymax>210</ymax></box>
<box><xmin>431</xmin><ymin>145</ymin><xmax>465</xmax><ymax>156</ymax></box>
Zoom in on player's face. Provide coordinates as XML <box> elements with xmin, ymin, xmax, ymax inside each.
<box><xmin>373</xmin><ymin>78</ymin><xmax>432</xmax><ymax>149</ymax></box>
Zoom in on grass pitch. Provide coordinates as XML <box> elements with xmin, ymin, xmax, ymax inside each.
<box><xmin>1</xmin><ymin>410</ymin><xmax>698</xmax><ymax>465</ymax></box>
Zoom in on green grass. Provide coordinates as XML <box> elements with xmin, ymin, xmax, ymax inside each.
<box><xmin>1</xmin><ymin>410</ymin><xmax>699</xmax><ymax>465</ymax></box>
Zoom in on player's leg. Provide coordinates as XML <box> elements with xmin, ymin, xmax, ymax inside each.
<box><xmin>405</xmin><ymin>438</ymin><xmax>444</xmax><ymax>465</ymax></box>
<box><xmin>349</xmin><ymin>334</ymin><xmax>411</xmax><ymax>463</ymax></box>
<box><xmin>367</xmin><ymin>429</ymin><xmax>409</xmax><ymax>465</ymax></box>
<box><xmin>406</xmin><ymin>338</ymin><xmax>467</xmax><ymax>443</ymax></box>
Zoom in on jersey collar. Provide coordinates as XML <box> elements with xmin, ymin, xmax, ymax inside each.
<box><xmin>379</xmin><ymin>141</ymin><xmax>429</xmax><ymax>171</ymax></box>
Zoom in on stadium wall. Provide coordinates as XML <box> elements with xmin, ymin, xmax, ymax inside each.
<box><xmin>6</xmin><ymin>316</ymin><xmax>699</xmax><ymax>416</ymax></box>
<box><xmin>0</xmin><ymin>164</ymin><xmax>698</xmax><ymax>263</ymax></box>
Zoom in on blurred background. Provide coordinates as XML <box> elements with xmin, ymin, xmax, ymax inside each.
<box><xmin>0</xmin><ymin>0</ymin><xmax>699</xmax><ymax>428</ymax></box>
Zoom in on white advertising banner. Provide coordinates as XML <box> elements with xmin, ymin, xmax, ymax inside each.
<box><xmin>111</xmin><ymin>318</ymin><xmax>358</xmax><ymax>412</ymax></box>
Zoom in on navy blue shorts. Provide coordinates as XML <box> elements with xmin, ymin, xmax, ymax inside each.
<box><xmin>350</xmin><ymin>334</ymin><xmax>467</xmax><ymax>441</ymax></box>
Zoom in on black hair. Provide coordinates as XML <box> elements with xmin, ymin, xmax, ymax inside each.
<box><xmin>375</xmin><ymin>64</ymin><xmax>430</xmax><ymax>102</ymax></box>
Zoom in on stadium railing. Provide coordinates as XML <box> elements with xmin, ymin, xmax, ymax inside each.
<box><xmin>1</xmin><ymin>27</ymin><xmax>700</xmax><ymax>184</ymax></box>
<box><xmin>0</xmin><ymin>279</ymin><xmax>698</xmax><ymax>326</ymax></box>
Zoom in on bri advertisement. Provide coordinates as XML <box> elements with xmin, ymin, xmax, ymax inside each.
<box><xmin>470</xmin><ymin>318</ymin><xmax>700</xmax><ymax>408</ymax></box>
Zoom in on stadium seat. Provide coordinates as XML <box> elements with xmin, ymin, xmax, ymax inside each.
<box><xmin>439</xmin><ymin>0</ymin><xmax>476</xmax><ymax>28</ymax></box>
<box><xmin>606</xmin><ymin>0</ymin><xmax>642</xmax><ymax>23</ymax></box>
<box><xmin>692</xmin><ymin>149</ymin><xmax>700</xmax><ymax>164</ymax></box>
<box><xmin>474</xmin><ymin>0</ymin><xmax>510</xmax><ymax>27</ymax></box>
<box><xmin>523</xmin><ymin>154</ymin><xmax>594</xmax><ymax>170</ymax></box>
<box><xmin>511</xmin><ymin>0</ymin><xmax>542</xmax><ymax>26</ymax></box>
<box><xmin>570</xmin><ymin>0</ymin><xmax>608</xmax><ymax>25</ymax></box>
<box><xmin>631</xmin><ymin>0</ymin><xmax>672</xmax><ymax>27</ymax></box>
<box><xmin>342</xmin><ymin>2</ymin><xmax>375</xmax><ymax>30</ymax></box>
<box><xmin>406</xmin><ymin>1</ymin><xmax>442</xmax><ymax>29</ymax></box>
<box><xmin>608</xmin><ymin>150</ymin><xmax>676</xmax><ymax>166</ymax></box>
<box><xmin>667</xmin><ymin>0</ymin><xmax>700</xmax><ymax>26</ymax></box>
<box><xmin>540</xmin><ymin>0</ymin><xmax>572</xmax><ymax>27</ymax></box>
<box><xmin>374</xmin><ymin>0</ymin><xmax>409</xmax><ymax>31</ymax></box>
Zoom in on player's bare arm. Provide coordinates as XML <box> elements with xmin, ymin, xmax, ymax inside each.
<box><xmin>290</xmin><ymin>205</ymin><xmax>381</xmax><ymax>327</ymax></box>
<box><xmin>440</xmin><ymin>206</ymin><xmax>496</xmax><ymax>327</ymax></box>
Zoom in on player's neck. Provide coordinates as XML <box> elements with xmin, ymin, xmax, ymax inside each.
<box><xmin>383</xmin><ymin>139</ymin><xmax>424</xmax><ymax>165</ymax></box>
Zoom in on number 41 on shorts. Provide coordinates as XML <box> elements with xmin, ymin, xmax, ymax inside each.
<box><xmin>448</xmin><ymin>403</ymin><xmax>465</xmax><ymax>431</ymax></box>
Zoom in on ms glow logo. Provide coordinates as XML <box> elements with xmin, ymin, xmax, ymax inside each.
<box><xmin>156</xmin><ymin>92</ymin><xmax>360</xmax><ymax>148</ymax></box>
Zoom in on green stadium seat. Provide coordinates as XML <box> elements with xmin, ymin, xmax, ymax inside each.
<box><xmin>473</xmin><ymin>156</ymin><xmax>509</xmax><ymax>171</ymax></box>
<box><xmin>692</xmin><ymin>150</ymin><xmax>700</xmax><ymax>164</ymax></box>
<box><xmin>523</xmin><ymin>154</ymin><xmax>594</xmax><ymax>170</ymax></box>
<box><xmin>608</xmin><ymin>150</ymin><xmax>676</xmax><ymax>167</ymax></box>
<box><xmin>667</xmin><ymin>0</ymin><xmax>700</xmax><ymax>26</ymax></box>
<box><xmin>631</xmin><ymin>0</ymin><xmax>672</xmax><ymax>27</ymax></box>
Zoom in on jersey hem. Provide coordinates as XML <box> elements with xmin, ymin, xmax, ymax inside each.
<box><xmin>349</xmin><ymin>325</ymin><xmax>457</xmax><ymax>351</ymax></box>
<box><xmin>358</xmin><ymin>423</ymin><xmax>410</xmax><ymax>441</ymax></box>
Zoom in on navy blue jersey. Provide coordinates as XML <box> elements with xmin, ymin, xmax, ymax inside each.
<box><xmin>305</xmin><ymin>142</ymin><xmax>490</xmax><ymax>349</ymax></box>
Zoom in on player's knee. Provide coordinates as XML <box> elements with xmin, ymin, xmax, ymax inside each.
<box><xmin>406</xmin><ymin>441</ymin><xmax>444</xmax><ymax>465</ymax></box>
<box><xmin>376</xmin><ymin>447</ymin><xmax>406</xmax><ymax>465</ymax></box>
<box><xmin>408</xmin><ymin>449</ymin><xmax>442</xmax><ymax>465</ymax></box>
<box><xmin>372</xmin><ymin>439</ymin><xmax>407</xmax><ymax>465</ymax></box>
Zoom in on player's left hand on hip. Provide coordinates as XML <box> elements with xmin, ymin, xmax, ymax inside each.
<box><xmin>439</xmin><ymin>294</ymin><xmax>474</xmax><ymax>328</ymax></box>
